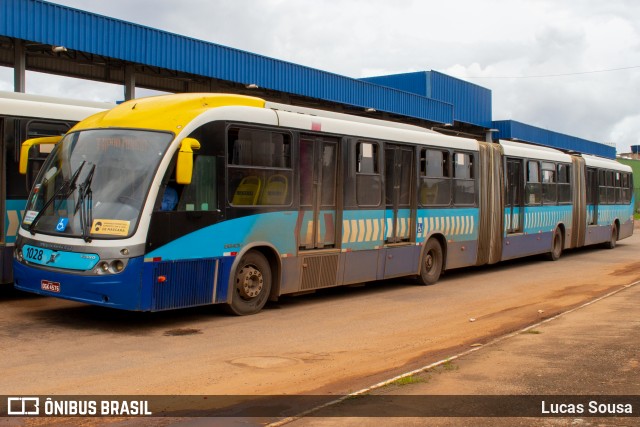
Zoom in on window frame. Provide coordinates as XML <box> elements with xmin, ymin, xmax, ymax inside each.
<box><xmin>525</xmin><ymin>160</ymin><xmax>542</xmax><ymax>206</ymax></box>
<box><xmin>451</xmin><ymin>151</ymin><xmax>476</xmax><ymax>207</ymax></box>
<box><xmin>557</xmin><ymin>163</ymin><xmax>572</xmax><ymax>205</ymax></box>
<box><xmin>354</xmin><ymin>139</ymin><xmax>383</xmax><ymax>207</ymax></box>
<box><xmin>541</xmin><ymin>161</ymin><xmax>557</xmax><ymax>205</ymax></box>
<box><xmin>419</xmin><ymin>147</ymin><xmax>451</xmax><ymax>207</ymax></box>
<box><xmin>226</xmin><ymin>126</ymin><xmax>294</xmax><ymax>208</ymax></box>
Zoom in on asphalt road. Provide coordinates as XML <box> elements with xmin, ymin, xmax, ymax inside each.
<box><xmin>1</xmin><ymin>231</ymin><xmax>639</xmax><ymax>426</ymax></box>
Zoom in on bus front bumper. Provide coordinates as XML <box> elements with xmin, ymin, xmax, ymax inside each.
<box><xmin>13</xmin><ymin>256</ymin><xmax>145</xmax><ymax>311</ymax></box>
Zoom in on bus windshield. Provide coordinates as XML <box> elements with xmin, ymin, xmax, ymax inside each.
<box><xmin>22</xmin><ymin>129</ymin><xmax>173</xmax><ymax>239</ymax></box>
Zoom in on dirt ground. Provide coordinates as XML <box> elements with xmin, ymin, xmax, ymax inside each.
<box><xmin>284</xmin><ymin>280</ymin><xmax>640</xmax><ymax>426</ymax></box>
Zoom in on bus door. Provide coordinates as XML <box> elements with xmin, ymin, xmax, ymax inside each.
<box><xmin>506</xmin><ymin>158</ymin><xmax>524</xmax><ymax>233</ymax></box>
<box><xmin>298</xmin><ymin>135</ymin><xmax>339</xmax><ymax>250</ymax></box>
<box><xmin>587</xmin><ymin>168</ymin><xmax>598</xmax><ymax>225</ymax></box>
<box><xmin>384</xmin><ymin>144</ymin><xmax>414</xmax><ymax>243</ymax></box>
<box><xmin>0</xmin><ymin>117</ymin><xmax>5</xmax><ymax>248</ymax></box>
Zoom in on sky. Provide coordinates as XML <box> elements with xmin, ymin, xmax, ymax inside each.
<box><xmin>1</xmin><ymin>0</ymin><xmax>639</xmax><ymax>152</ymax></box>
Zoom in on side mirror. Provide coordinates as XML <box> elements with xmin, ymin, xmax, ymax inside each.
<box><xmin>19</xmin><ymin>136</ymin><xmax>63</xmax><ymax>174</ymax></box>
<box><xmin>176</xmin><ymin>137</ymin><xmax>201</xmax><ymax>185</ymax></box>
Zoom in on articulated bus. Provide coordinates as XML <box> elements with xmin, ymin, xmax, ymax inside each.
<box><xmin>12</xmin><ymin>93</ymin><xmax>634</xmax><ymax>314</ymax></box>
<box><xmin>0</xmin><ymin>91</ymin><xmax>111</xmax><ymax>283</ymax></box>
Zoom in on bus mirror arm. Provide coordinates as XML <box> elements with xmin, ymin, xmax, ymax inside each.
<box><xmin>176</xmin><ymin>137</ymin><xmax>201</xmax><ymax>185</ymax></box>
<box><xmin>19</xmin><ymin>136</ymin><xmax>63</xmax><ymax>175</ymax></box>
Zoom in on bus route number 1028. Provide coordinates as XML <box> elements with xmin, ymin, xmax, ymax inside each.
<box><xmin>26</xmin><ymin>247</ymin><xmax>44</xmax><ymax>261</ymax></box>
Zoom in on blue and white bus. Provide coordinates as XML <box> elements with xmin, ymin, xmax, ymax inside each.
<box><xmin>0</xmin><ymin>91</ymin><xmax>110</xmax><ymax>283</ymax></box>
<box><xmin>12</xmin><ymin>93</ymin><xmax>634</xmax><ymax>314</ymax></box>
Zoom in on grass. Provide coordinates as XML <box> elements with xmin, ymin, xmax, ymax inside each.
<box><xmin>523</xmin><ymin>329</ymin><xmax>542</xmax><ymax>334</ymax></box>
<box><xmin>441</xmin><ymin>359</ymin><xmax>459</xmax><ymax>371</ymax></box>
<box><xmin>391</xmin><ymin>375</ymin><xmax>428</xmax><ymax>386</ymax></box>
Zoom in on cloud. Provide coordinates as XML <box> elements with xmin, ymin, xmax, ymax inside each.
<box><xmin>612</xmin><ymin>114</ymin><xmax>640</xmax><ymax>152</ymax></box>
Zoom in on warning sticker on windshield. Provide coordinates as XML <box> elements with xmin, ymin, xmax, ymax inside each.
<box><xmin>90</xmin><ymin>219</ymin><xmax>130</xmax><ymax>236</ymax></box>
<box><xmin>23</xmin><ymin>210</ymin><xmax>38</xmax><ymax>225</ymax></box>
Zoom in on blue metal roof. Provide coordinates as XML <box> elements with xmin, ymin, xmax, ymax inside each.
<box><xmin>1</xmin><ymin>0</ymin><xmax>453</xmax><ymax>124</ymax></box>
<box><xmin>493</xmin><ymin>120</ymin><xmax>615</xmax><ymax>159</ymax></box>
<box><xmin>361</xmin><ymin>71</ymin><xmax>492</xmax><ymax>128</ymax></box>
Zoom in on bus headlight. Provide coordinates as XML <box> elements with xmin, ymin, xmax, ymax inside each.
<box><xmin>95</xmin><ymin>259</ymin><xmax>127</xmax><ymax>275</ymax></box>
<box><xmin>99</xmin><ymin>262</ymin><xmax>110</xmax><ymax>273</ymax></box>
<box><xmin>111</xmin><ymin>260</ymin><xmax>125</xmax><ymax>273</ymax></box>
<box><xmin>16</xmin><ymin>248</ymin><xmax>23</xmax><ymax>262</ymax></box>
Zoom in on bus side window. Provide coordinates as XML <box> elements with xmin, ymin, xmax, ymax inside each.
<box><xmin>453</xmin><ymin>152</ymin><xmax>475</xmax><ymax>205</ymax></box>
<box><xmin>419</xmin><ymin>148</ymin><xmax>450</xmax><ymax>206</ymax></box>
<box><xmin>21</xmin><ymin>120</ymin><xmax>71</xmax><ymax>192</ymax></box>
<box><xmin>525</xmin><ymin>161</ymin><xmax>541</xmax><ymax>205</ymax></box>
<box><xmin>557</xmin><ymin>163</ymin><xmax>571</xmax><ymax>204</ymax></box>
<box><xmin>541</xmin><ymin>162</ymin><xmax>557</xmax><ymax>205</ymax></box>
<box><xmin>586</xmin><ymin>169</ymin><xmax>596</xmax><ymax>205</ymax></box>
<box><xmin>177</xmin><ymin>155</ymin><xmax>217</xmax><ymax>211</ymax></box>
<box><xmin>227</xmin><ymin>127</ymin><xmax>292</xmax><ymax>207</ymax></box>
<box><xmin>622</xmin><ymin>173</ymin><xmax>631</xmax><ymax>204</ymax></box>
<box><xmin>607</xmin><ymin>170</ymin><xmax>615</xmax><ymax>204</ymax></box>
<box><xmin>355</xmin><ymin>141</ymin><xmax>381</xmax><ymax>207</ymax></box>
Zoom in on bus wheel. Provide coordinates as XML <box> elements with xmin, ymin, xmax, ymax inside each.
<box><xmin>547</xmin><ymin>228</ymin><xmax>563</xmax><ymax>261</ymax></box>
<box><xmin>227</xmin><ymin>251</ymin><xmax>272</xmax><ymax>315</ymax></box>
<box><xmin>417</xmin><ymin>238</ymin><xmax>443</xmax><ymax>286</ymax></box>
<box><xmin>604</xmin><ymin>224</ymin><xmax>618</xmax><ymax>249</ymax></box>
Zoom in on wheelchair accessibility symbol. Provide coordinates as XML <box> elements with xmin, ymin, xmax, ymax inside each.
<box><xmin>56</xmin><ymin>218</ymin><xmax>69</xmax><ymax>232</ymax></box>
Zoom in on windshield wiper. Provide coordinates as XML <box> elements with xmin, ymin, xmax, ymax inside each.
<box><xmin>28</xmin><ymin>161</ymin><xmax>86</xmax><ymax>235</ymax></box>
<box><xmin>74</xmin><ymin>164</ymin><xmax>96</xmax><ymax>242</ymax></box>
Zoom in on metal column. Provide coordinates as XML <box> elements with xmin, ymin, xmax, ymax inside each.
<box><xmin>13</xmin><ymin>39</ymin><xmax>25</xmax><ymax>93</ymax></box>
<box><xmin>124</xmin><ymin>64</ymin><xmax>136</xmax><ymax>100</ymax></box>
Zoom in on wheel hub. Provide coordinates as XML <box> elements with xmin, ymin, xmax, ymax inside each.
<box><xmin>238</xmin><ymin>266</ymin><xmax>263</xmax><ymax>299</ymax></box>
<box><xmin>425</xmin><ymin>252</ymin><xmax>434</xmax><ymax>271</ymax></box>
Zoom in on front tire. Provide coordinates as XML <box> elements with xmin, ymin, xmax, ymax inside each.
<box><xmin>226</xmin><ymin>251</ymin><xmax>272</xmax><ymax>315</ymax></box>
<box><xmin>417</xmin><ymin>238</ymin><xmax>443</xmax><ymax>286</ymax></box>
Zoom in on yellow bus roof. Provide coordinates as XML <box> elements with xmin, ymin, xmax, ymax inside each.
<box><xmin>70</xmin><ymin>93</ymin><xmax>266</xmax><ymax>133</ymax></box>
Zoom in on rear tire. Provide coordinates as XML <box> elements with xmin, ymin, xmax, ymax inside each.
<box><xmin>604</xmin><ymin>224</ymin><xmax>618</xmax><ymax>249</ymax></box>
<box><xmin>417</xmin><ymin>238</ymin><xmax>443</xmax><ymax>286</ymax></box>
<box><xmin>547</xmin><ymin>228</ymin><xmax>563</xmax><ymax>261</ymax></box>
<box><xmin>226</xmin><ymin>251</ymin><xmax>272</xmax><ymax>315</ymax></box>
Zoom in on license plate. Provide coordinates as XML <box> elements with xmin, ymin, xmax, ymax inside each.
<box><xmin>41</xmin><ymin>280</ymin><xmax>60</xmax><ymax>293</ymax></box>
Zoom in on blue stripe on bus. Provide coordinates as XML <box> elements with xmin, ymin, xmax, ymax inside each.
<box><xmin>505</xmin><ymin>205</ymin><xmax>574</xmax><ymax>234</ymax></box>
<box><xmin>146</xmin><ymin>211</ymin><xmax>299</xmax><ymax>261</ymax></box>
<box><xmin>147</xmin><ymin>208</ymin><xmax>481</xmax><ymax>261</ymax></box>
<box><xmin>415</xmin><ymin>207</ymin><xmax>479</xmax><ymax>242</ymax></box>
<box><xmin>587</xmin><ymin>204</ymin><xmax>634</xmax><ymax>225</ymax></box>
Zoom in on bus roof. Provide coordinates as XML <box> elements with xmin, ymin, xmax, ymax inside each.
<box><xmin>71</xmin><ymin>92</ymin><xmax>441</xmax><ymax>135</ymax></box>
<box><xmin>71</xmin><ymin>92</ymin><xmax>478</xmax><ymax>150</ymax></box>
<box><xmin>72</xmin><ymin>93</ymin><xmax>266</xmax><ymax>133</ymax></box>
<box><xmin>266</xmin><ymin>101</ymin><xmax>439</xmax><ymax>134</ymax></box>
<box><xmin>276</xmin><ymin>109</ymin><xmax>478</xmax><ymax>151</ymax></box>
<box><xmin>499</xmin><ymin>139</ymin><xmax>573</xmax><ymax>163</ymax></box>
<box><xmin>582</xmin><ymin>153</ymin><xmax>631</xmax><ymax>172</ymax></box>
<box><xmin>0</xmin><ymin>91</ymin><xmax>112</xmax><ymax>121</ymax></box>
